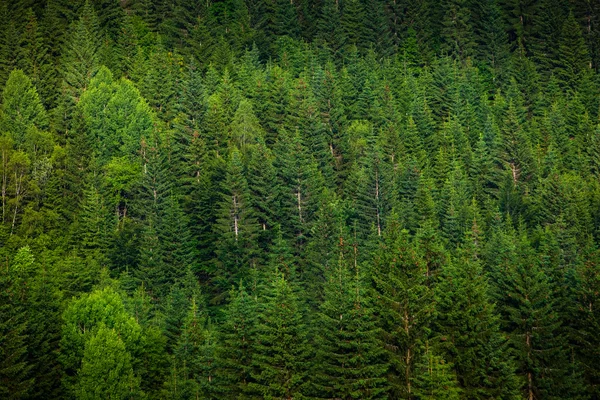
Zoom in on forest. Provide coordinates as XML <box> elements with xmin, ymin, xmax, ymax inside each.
<box><xmin>1</xmin><ymin>0</ymin><xmax>600</xmax><ymax>398</ymax></box>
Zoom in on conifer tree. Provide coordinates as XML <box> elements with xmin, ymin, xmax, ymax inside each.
<box><xmin>475</xmin><ymin>0</ymin><xmax>511</xmax><ymax>84</ymax></box>
<box><xmin>312</xmin><ymin>240</ymin><xmax>388</xmax><ymax>398</ymax></box>
<box><xmin>218</xmin><ymin>282</ymin><xmax>259</xmax><ymax>397</ymax></box>
<box><xmin>440</xmin><ymin>0</ymin><xmax>476</xmax><ymax>61</ymax></box>
<box><xmin>315</xmin><ymin>0</ymin><xmax>345</xmax><ymax>59</ymax></box>
<box><xmin>435</xmin><ymin>223</ymin><xmax>519</xmax><ymax>399</ymax></box>
<box><xmin>371</xmin><ymin>221</ymin><xmax>434</xmax><ymax>398</ymax></box>
<box><xmin>273</xmin><ymin>128</ymin><xmax>325</xmax><ymax>257</ymax></box>
<box><xmin>249</xmin><ymin>272</ymin><xmax>312</xmax><ymax>398</ymax></box>
<box><xmin>11</xmin><ymin>246</ymin><xmax>63</xmax><ymax>399</ymax></box>
<box><xmin>0</xmin><ymin>260</ymin><xmax>31</xmax><ymax>399</ymax></box>
<box><xmin>60</xmin><ymin>0</ymin><xmax>100</xmax><ymax>100</ymax></box>
<box><xmin>340</xmin><ymin>0</ymin><xmax>368</xmax><ymax>55</ymax></box>
<box><xmin>557</xmin><ymin>11</ymin><xmax>591</xmax><ymax>90</ymax></box>
<box><xmin>411</xmin><ymin>343</ymin><xmax>461</xmax><ymax>400</ymax></box>
<box><xmin>486</xmin><ymin>225</ymin><xmax>586</xmax><ymax>400</ymax></box>
<box><xmin>18</xmin><ymin>9</ymin><xmax>53</xmax><ymax>106</ymax></box>
<box><xmin>212</xmin><ymin>147</ymin><xmax>258</xmax><ymax>296</ymax></box>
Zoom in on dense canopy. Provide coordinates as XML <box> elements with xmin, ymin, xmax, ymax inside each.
<box><xmin>2</xmin><ymin>0</ymin><xmax>600</xmax><ymax>399</ymax></box>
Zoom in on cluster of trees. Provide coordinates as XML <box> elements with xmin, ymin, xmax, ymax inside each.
<box><xmin>2</xmin><ymin>0</ymin><xmax>600</xmax><ymax>398</ymax></box>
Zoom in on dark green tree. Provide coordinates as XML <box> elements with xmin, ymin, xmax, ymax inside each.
<box><xmin>249</xmin><ymin>272</ymin><xmax>312</xmax><ymax>398</ymax></box>
<box><xmin>312</xmin><ymin>242</ymin><xmax>388</xmax><ymax>398</ymax></box>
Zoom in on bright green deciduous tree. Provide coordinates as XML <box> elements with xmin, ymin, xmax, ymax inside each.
<box><xmin>76</xmin><ymin>324</ymin><xmax>141</xmax><ymax>400</ymax></box>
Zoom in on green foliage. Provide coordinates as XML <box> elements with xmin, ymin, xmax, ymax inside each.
<box><xmin>60</xmin><ymin>0</ymin><xmax>100</xmax><ymax>99</ymax></box>
<box><xmin>313</xmin><ymin>248</ymin><xmax>388</xmax><ymax>398</ymax></box>
<box><xmin>1</xmin><ymin>69</ymin><xmax>48</xmax><ymax>145</ymax></box>
<box><xmin>76</xmin><ymin>324</ymin><xmax>141</xmax><ymax>400</ymax></box>
<box><xmin>371</xmin><ymin>223</ymin><xmax>435</xmax><ymax>398</ymax></box>
<box><xmin>61</xmin><ymin>287</ymin><xmax>143</xmax><ymax>395</ymax></box>
<box><xmin>249</xmin><ymin>272</ymin><xmax>312</xmax><ymax>398</ymax></box>
<box><xmin>4</xmin><ymin>2</ymin><xmax>600</xmax><ymax>399</ymax></box>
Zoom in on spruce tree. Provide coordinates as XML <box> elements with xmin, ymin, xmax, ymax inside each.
<box><xmin>212</xmin><ymin>147</ymin><xmax>258</xmax><ymax>297</ymax></box>
<box><xmin>313</xmin><ymin>242</ymin><xmax>388</xmax><ymax>398</ymax></box>
<box><xmin>556</xmin><ymin>11</ymin><xmax>591</xmax><ymax>91</ymax></box>
<box><xmin>249</xmin><ymin>272</ymin><xmax>312</xmax><ymax>398</ymax></box>
<box><xmin>371</xmin><ymin>221</ymin><xmax>435</xmax><ymax>398</ymax></box>
<box><xmin>411</xmin><ymin>343</ymin><xmax>461</xmax><ymax>400</ymax></box>
<box><xmin>60</xmin><ymin>0</ymin><xmax>100</xmax><ymax>100</ymax></box>
<box><xmin>434</xmin><ymin>223</ymin><xmax>519</xmax><ymax>399</ymax></box>
<box><xmin>218</xmin><ymin>282</ymin><xmax>259</xmax><ymax>397</ymax></box>
<box><xmin>440</xmin><ymin>0</ymin><xmax>476</xmax><ymax>61</ymax></box>
<box><xmin>0</xmin><ymin>260</ymin><xmax>31</xmax><ymax>399</ymax></box>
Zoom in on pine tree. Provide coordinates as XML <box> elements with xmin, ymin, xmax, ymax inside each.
<box><xmin>312</xmin><ymin>241</ymin><xmax>388</xmax><ymax>398</ymax></box>
<box><xmin>218</xmin><ymin>282</ymin><xmax>259</xmax><ymax>397</ymax></box>
<box><xmin>435</xmin><ymin>223</ymin><xmax>519</xmax><ymax>399</ymax></box>
<box><xmin>370</xmin><ymin>222</ymin><xmax>435</xmax><ymax>398</ymax></box>
<box><xmin>249</xmin><ymin>272</ymin><xmax>312</xmax><ymax>398</ymax></box>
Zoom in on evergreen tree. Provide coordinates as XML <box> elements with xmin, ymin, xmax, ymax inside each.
<box><xmin>435</xmin><ymin>223</ymin><xmax>519</xmax><ymax>399</ymax></box>
<box><xmin>440</xmin><ymin>0</ymin><xmax>476</xmax><ymax>61</ymax></box>
<box><xmin>556</xmin><ymin>11</ymin><xmax>591</xmax><ymax>90</ymax></box>
<box><xmin>411</xmin><ymin>343</ymin><xmax>461</xmax><ymax>400</ymax></box>
<box><xmin>18</xmin><ymin>8</ymin><xmax>53</xmax><ymax>106</ymax></box>
<box><xmin>60</xmin><ymin>0</ymin><xmax>100</xmax><ymax>100</ymax></box>
<box><xmin>371</xmin><ymin>222</ymin><xmax>434</xmax><ymax>398</ymax></box>
<box><xmin>249</xmin><ymin>272</ymin><xmax>312</xmax><ymax>398</ymax></box>
<box><xmin>312</xmin><ymin>242</ymin><xmax>388</xmax><ymax>398</ymax></box>
<box><xmin>0</xmin><ymin>261</ymin><xmax>31</xmax><ymax>399</ymax></box>
<box><xmin>212</xmin><ymin>147</ymin><xmax>258</xmax><ymax>297</ymax></box>
<box><xmin>218</xmin><ymin>282</ymin><xmax>259</xmax><ymax>397</ymax></box>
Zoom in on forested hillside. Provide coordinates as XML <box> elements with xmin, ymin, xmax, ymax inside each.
<box><xmin>2</xmin><ymin>0</ymin><xmax>600</xmax><ymax>398</ymax></box>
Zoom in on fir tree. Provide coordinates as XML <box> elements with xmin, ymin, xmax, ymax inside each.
<box><xmin>313</xmin><ymin>241</ymin><xmax>388</xmax><ymax>398</ymax></box>
<box><xmin>435</xmin><ymin>223</ymin><xmax>519</xmax><ymax>399</ymax></box>
<box><xmin>556</xmin><ymin>11</ymin><xmax>591</xmax><ymax>90</ymax></box>
<box><xmin>371</xmin><ymin>222</ymin><xmax>435</xmax><ymax>398</ymax></box>
<box><xmin>249</xmin><ymin>272</ymin><xmax>312</xmax><ymax>398</ymax></box>
<box><xmin>218</xmin><ymin>282</ymin><xmax>259</xmax><ymax>397</ymax></box>
<box><xmin>60</xmin><ymin>0</ymin><xmax>100</xmax><ymax>101</ymax></box>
